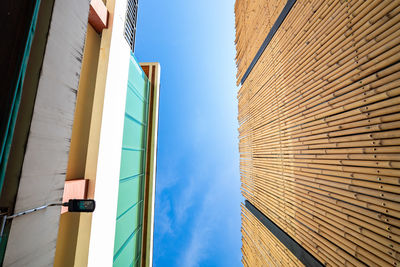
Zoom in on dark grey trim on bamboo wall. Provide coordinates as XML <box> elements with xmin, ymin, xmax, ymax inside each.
<box><xmin>245</xmin><ymin>200</ymin><xmax>324</xmax><ymax>267</ymax></box>
<box><xmin>240</xmin><ymin>0</ymin><xmax>297</xmax><ymax>85</ymax></box>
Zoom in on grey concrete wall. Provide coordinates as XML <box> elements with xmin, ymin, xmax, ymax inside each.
<box><xmin>3</xmin><ymin>0</ymin><xmax>90</xmax><ymax>266</ymax></box>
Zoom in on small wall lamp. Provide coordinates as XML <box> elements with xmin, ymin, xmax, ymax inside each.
<box><xmin>0</xmin><ymin>199</ymin><xmax>96</xmax><ymax>236</ymax></box>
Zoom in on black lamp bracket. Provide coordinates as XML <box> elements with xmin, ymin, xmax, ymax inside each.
<box><xmin>0</xmin><ymin>199</ymin><xmax>95</xmax><ymax>236</ymax></box>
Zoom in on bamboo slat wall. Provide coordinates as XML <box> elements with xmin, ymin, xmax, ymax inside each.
<box><xmin>235</xmin><ymin>0</ymin><xmax>286</xmax><ymax>84</ymax></box>
<box><xmin>236</xmin><ymin>0</ymin><xmax>400</xmax><ymax>266</ymax></box>
<box><xmin>241</xmin><ymin>204</ymin><xmax>305</xmax><ymax>267</ymax></box>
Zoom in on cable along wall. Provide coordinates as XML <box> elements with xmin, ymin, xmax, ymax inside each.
<box><xmin>236</xmin><ymin>0</ymin><xmax>400</xmax><ymax>266</ymax></box>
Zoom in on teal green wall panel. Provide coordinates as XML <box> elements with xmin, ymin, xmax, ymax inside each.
<box><xmin>127</xmin><ymin>62</ymin><xmax>147</xmax><ymax>98</ymax></box>
<box><xmin>122</xmin><ymin>117</ymin><xmax>145</xmax><ymax>149</ymax></box>
<box><xmin>116</xmin><ymin>178</ymin><xmax>141</xmax><ymax>218</ymax></box>
<box><xmin>119</xmin><ymin>150</ymin><xmax>142</xmax><ymax>180</ymax></box>
<box><xmin>113</xmin><ymin>228</ymin><xmax>140</xmax><ymax>266</ymax></box>
<box><xmin>114</xmin><ymin>55</ymin><xmax>149</xmax><ymax>267</ymax></box>
<box><xmin>114</xmin><ymin>203</ymin><xmax>141</xmax><ymax>254</ymax></box>
<box><xmin>126</xmin><ymin>89</ymin><xmax>146</xmax><ymax>123</ymax></box>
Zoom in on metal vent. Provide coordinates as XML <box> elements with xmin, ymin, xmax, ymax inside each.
<box><xmin>124</xmin><ymin>0</ymin><xmax>138</xmax><ymax>53</ymax></box>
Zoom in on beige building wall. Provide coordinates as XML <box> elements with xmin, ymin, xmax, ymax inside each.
<box><xmin>3</xmin><ymin>0</ymin><xmax>90</xmax><ymax>266</ymax></box>
<box><xmin>54</xmin><ymin>23</ymin><xmax>101</xmax><ymax>267</ymax></box>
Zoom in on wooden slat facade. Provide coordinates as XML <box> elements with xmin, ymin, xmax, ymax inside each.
<box><xmin>235</xmin><ymin>0</ymin><xmax>286</xmax><ymax>84</ymax></box>
<box><xmin>242</xmin><ymin>204</ymin><xmax>305</xmax><ymax>267</ymax></box>
<box><xmin>236</xmin><ymin>0</ymin><xmax>400</xmax><ymax>266</ymax></box>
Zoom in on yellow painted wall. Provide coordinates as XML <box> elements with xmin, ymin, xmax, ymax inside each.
<box><xmin>66</xmin><ymin>24</ymin><xmax>101</xmax><ymax>181</ymax></box>
<box><xmin>54</xmin><ymin>213</ymin><xmax>80</xmax><ymax>267</ymax></box>
<box><xmin>54</xmin><ymin>24</ymin><xmax>100</xmax><ymax>267</ymax></box>
<box><xmin>74</xmin><ymin>0</ymin><xmax>116</xmax><ymax>264</ymax></box>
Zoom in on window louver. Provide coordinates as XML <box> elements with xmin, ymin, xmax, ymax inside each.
<box><xmin>124</xmin><ymin>0</ymin><xmax>138</xmax><ymax>53</ymax></box>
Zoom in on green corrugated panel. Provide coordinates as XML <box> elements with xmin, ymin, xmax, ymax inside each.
<box><xmin>122</xmin><ymin>117</ymin><xmax>145</xmax><ymax>149</ymax></box>
<box><xmin>125</xmin><ymin>89</ymin><xmax>146</xmax><ymax>124</ymax></box>
<box><xmin>114</xmin><ymin>202</ymin><xmax>141</xmax><ymax>254</ymax></box>
<box><xmin>116</xmin><ymin>178</ymin><xmax>141</xmax><ymax>218</ymax></box>
<box><xmin>114</xmin><ymin>228</ymin><xmax>142</xmax><ymax>267</ymax></box>
<box><xmin>119</xmin><ymin>150</ymin><xmax>143</xmax><ymax>180</ymax></box>
<box><xmin>114</xmin><ymin>54</ymin><xmax>149</xmax><ymax>267</ymax></box>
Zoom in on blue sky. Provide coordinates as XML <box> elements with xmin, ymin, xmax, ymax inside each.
<box><xmin>135</xmin><ymin>0</ymin><xmax>241</xmax><ymax>266</ymax></box>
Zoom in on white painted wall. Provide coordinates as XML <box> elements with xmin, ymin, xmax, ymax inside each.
<box><xmin>3</xmin><ymin>0</ymin><xmax>90</xmax><ymax>266</ymax></box>
<box><xmin>87</xmin><ymin>0</ymin><xmax>131</xmax><ymax>265</ymax></box>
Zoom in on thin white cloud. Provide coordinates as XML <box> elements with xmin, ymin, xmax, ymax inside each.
<box><xmin>180</xmin><ymin>224</ymin><xmax>210</xmax><ymax>267</ymax></box>
<box><xmin>179</xmin><ymin>166</ymin><xmax>241</xmax><ymax>267</ymax></box>
<box><xmin>174</xmin><ymin>177</ymin><xmax>196</xmax><ymax>224</ymax></box>
<box><xmin>180</xmin><ymin>189</ymin><xmax>213</xmax><ymax>267</ymax></box>
<box><xmin>156</xmin><ymin>158</ymin><xmax>180</xmax><ymax>196</ymax></box>
<box><xmin>157</xmin><ymin>199</ymin><xmax>173</xmax><ymax>237</ymax></box>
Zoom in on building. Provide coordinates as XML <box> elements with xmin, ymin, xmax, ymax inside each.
<box><xmin>0</xmin><ymin>0</ymin><xmax>160</xmax><ymax>266</ymax></box>
<box><xmin>235</xmin><ymin>0</ymin><xmax>400</xmax><ymax>266</ymax></box>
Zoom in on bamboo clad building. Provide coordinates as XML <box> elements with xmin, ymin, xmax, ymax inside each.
<box><xmin>235</xmin><ymin>0</ymin><xmax>400</xmax><ymax>266</ymax></box>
